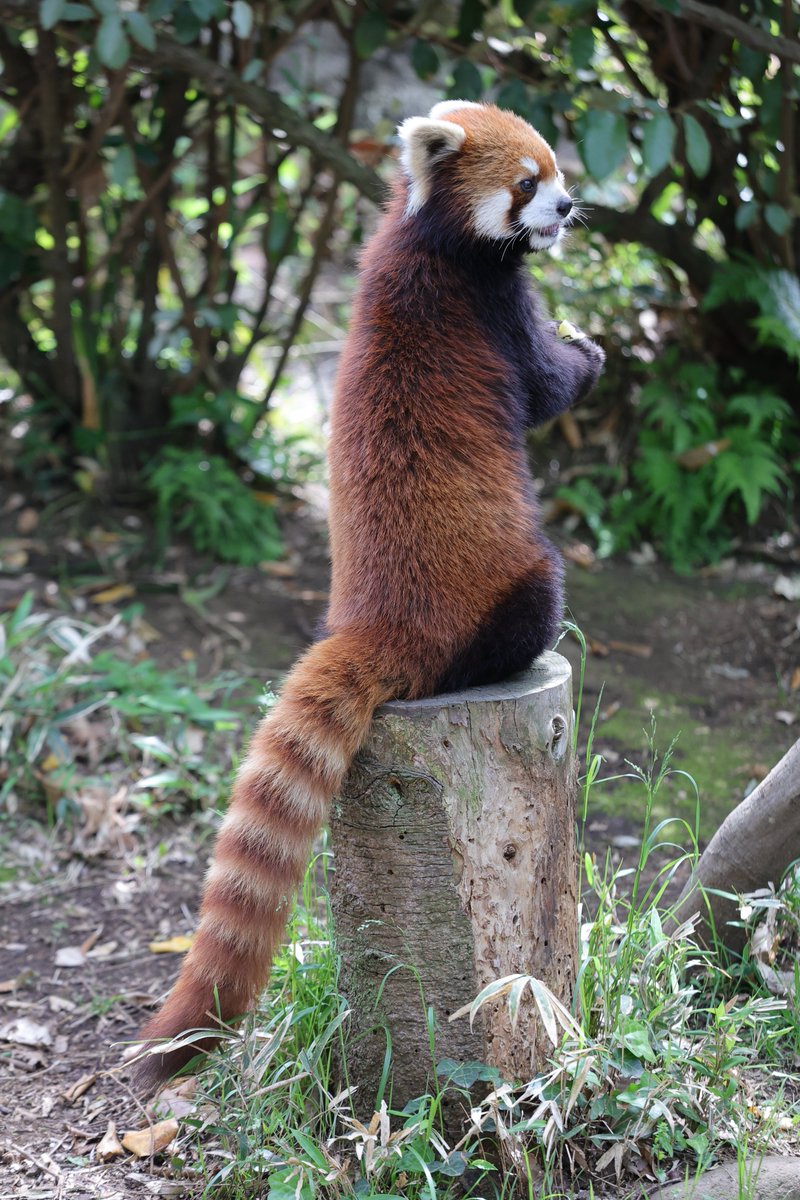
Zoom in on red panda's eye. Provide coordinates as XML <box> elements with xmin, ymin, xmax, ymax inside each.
<box><xmin>519</xmin><ymin>178</ymin><xmax>538</xmax><ymax>195</ymax></box>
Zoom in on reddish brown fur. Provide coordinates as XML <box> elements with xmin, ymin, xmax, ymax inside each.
<box><xmin>136</xmin><ymin>103</ymin><xmax>591</xmax><ymax>1087</ymax></box>
<box><xmin>444</xmin><ymin>105</ymin><xmax>557</xmax><ymax>194</ymax></box>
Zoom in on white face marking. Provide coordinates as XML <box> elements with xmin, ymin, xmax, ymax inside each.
<box><xmin>518</xmin><ymin>176</ymin><xmax>573</xmax><ymax>251</ymax></box>
<box><xmin>521</xmin><ymin>157</ymin><xmax>540</xmax><ymax>177</ymax></box>
<box><xmin>473</xmin><ymin>188</ymin><xmax>512</xmax><ymax>239</ymax></box>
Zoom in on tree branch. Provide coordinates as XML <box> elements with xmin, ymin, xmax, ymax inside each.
<box><xmin>667</xmin><ymin>739</ymin><xmax>800</xmax><ymax>954</ymax></box>
<box><xmin>0</xmin><ymin>0</ymin><xmax>387</xmax><ymax>205</ymax></box>
<box><xmin>633</xmin><ymin>0</ymin><xmax>800</xmax><ymax>65</ymax></box>
<box><xmin>35</xmin><ymin>28</ymin><xmax>79</xmax><ymax>413</ymax></box>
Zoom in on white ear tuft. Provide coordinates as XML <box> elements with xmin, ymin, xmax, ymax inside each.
<box><xmin>397</xmin><ymin>117</ymin><xmax>467</xmax><ymax>214</ymax></box>
<box><xmin>429</xmin><ymin>100</ymin><xmax>483</xmax><ymax>119</ymax></box>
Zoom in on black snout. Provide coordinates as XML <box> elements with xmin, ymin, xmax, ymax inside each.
<box><xmin>556</xmin><ymin>195</ymin><xmax>573</xmax><ymax>218</ymax></box>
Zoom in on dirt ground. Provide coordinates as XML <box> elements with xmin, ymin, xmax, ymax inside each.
<box><xmin>1</xmin><ymin>504</ymin><xmax>799</xmax><ymax>1198</ymax></box>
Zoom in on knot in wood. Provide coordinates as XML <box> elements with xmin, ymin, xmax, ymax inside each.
<box><xmin>503</xmin><ymin>844</ymin><xmax>517</xmax><ymax>861</ymax></box>
<box><xmin>547</xmin><ymin>714</ymin><xmax>568</xmax><ymax>761</ymax></box>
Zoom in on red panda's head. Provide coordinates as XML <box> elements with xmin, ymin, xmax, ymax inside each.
<box><xmin>397</xmin><ymin>101</ymin><xmax>574</xmax><ymax>253</ymax></box>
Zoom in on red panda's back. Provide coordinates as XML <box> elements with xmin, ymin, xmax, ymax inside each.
<box><xmin>325</xmin><ymin>200</ymin><xmax>541</xmax><ymax>685</ymax></box>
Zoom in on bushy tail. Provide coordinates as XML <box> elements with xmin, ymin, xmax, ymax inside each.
<box><xmin>136</xmin><ymin>632</ymin><xmax>392</xmax><ymax>1087</ymax></box>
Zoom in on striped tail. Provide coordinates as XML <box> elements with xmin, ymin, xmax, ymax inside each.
<box><xmin>136</xmin><ymin>632</ymin><xmax>393</xmax><ymax>1086</ymax></box>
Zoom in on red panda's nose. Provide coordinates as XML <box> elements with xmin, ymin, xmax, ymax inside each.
<box><xmin>556</xmin><ymin>196</ymin><xmax>573</xmax><ymax>218</ymax></box>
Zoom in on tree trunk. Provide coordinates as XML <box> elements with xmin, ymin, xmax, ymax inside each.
<box><xmin>328</xmin><ymin>651</ymin><xmax>577</xmax><ymax>1116</ymax></box>
<box><xmin>668</xmin><ymin>737</ymin><xmax>800</xmax><ymax>954</ymax></box>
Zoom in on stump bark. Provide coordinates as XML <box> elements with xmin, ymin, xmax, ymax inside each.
<box><xmin>328</xmin><ymin>651</ymin><xmax>577</xmax><ymax>1111</ymax></box>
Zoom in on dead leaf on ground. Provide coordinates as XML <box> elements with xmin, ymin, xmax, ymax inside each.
<box><xmin>90</xmin><ymin>583</ymin><xmax>135</xmax><ymax>605</ymax></box>
<box><xmin>558</xmin><ymin>410</ymin><xmax>583</xmax><ymax>451</ymax></box>
<box><xmin>87</xmin><ymin>940</ymin><xmax>118</xmax><ymax>959</ymax></box>
<box><xmin>62</xmin><ymin>1072</ymin><xmax>96</xmax><ymax>1103</ymax></box>
<box><xmin>735</xmin><ymin>763</ymin><xmax>770</xmax><ymax>781</ymax></box>
<box><xmin>775</xmin><ymin>710</ymin><xmax>796</xmax><ymax>725</ymax></box>
<box><xmin>589</xmin><ymin>637</ymin><xmax>609</xmax><ymax>657</ymax></box>
<box><xmin>121</xmin><ymin>1118</ymin><xmax>179</xmax><ymax>1158</ymax></box>
<box><xmin>0</xmin><ymin>977</ymin><xmax>18</xmax><ymax>993</ymax></box>
<box><xmin>96</xmin><ymin>1119</ymin><xmax>125</xmax><ymax>1162</ymax></box>
<box><xmin>260</xmin><ymin>560</ymin><xmax>297</xmax><ymax>578</ymax></box>
<box><xmin>790</xmin><ymin>666</ymin><xmax>800</xmax><ymax>691</ymax></box>
<box><xmin>55</xmin><ymin>946</ymin><xmax>87</xmax><ymax>968</ymax></box>
<box><xmin>48</xmin><ymin>995</ymin><xmax>77</xmax><ymax>1013</ymax></box>
<box><xmin>608</xmin><ymin>639</ymin><xmax>653</xmax><ymax>658</ymax></box>
<box><xmin>563</xmin><ymin>542</ymin><xmax>596</xmax><ymax>569</ymax></box>
<box><xmin>80</xmin><ymin>927</ymin><xmax>103</xmax><ymax>955</ymax></box>
<box><xmin>11</xmin><ymin>1046</ymin><xmax>48</xmax><ymax>1070</ymax></box>
<box><xmin>75</xmin><ymin>785</ymin><xmax>132</xmax><ymax>854</ymax></box>
<box><xmin>675</xmin><ymin>439</ymin><xmax>731</xmax><ymax>469</ymax></box>
<box><xmin>775</xmin><ymin>574</ymin><xmax>800</xmax><ymax>601</ymax></box>
<box><xmin>150</xmin><ymin>1076</ymin><xmax>197</xmax><ymax>1121</ymax></box>
<box><xmin>16</xmin><ymin>507</ymin><xmax>39</xmax><ymax>535</ymax></box>
<box><xmin>0</xmin><ymin>1017</ymin><xmax>52</xmax><ymax>1046</ymax></box>
<box><xmin>149</xmin><ymin>935</ymin><xmax>194</xmax><ymax>954</ymax></box>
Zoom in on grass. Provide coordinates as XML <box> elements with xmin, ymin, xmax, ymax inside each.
<box><xmin>3</xmin><ymin>595</ymin><xmax>798</xmax><ymax>1196</ymax></box>
<box><xmin>169</xmin><ymin>659</ymin><xmax>800</xmax><ymax>1198</ymax></box>
<box><xmin>0</xmin><ymin>591</ymin><xmax>257</xmax><ymax>824</ymax></box>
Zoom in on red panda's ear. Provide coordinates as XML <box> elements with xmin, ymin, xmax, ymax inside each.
<box><xmin>397</xmin><ymin>117</ymin><xmax>466</xmax><ymax>213</ymax></box>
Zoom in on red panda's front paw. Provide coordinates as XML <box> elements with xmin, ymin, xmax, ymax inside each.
<box><xmin>557</xmin><ymin>322</ymin><xmax>605</xmax><ymax>367</ymax></box>
<box><xmin>575</xmin><ymin>336</ymin><xmax>605</xmax><ymax>370</ymax></box>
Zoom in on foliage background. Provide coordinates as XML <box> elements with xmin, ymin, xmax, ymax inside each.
<box><xmin>0</xmin><ymin>0</ymin><xmax>798</xmax><ymax>567</ymax></box>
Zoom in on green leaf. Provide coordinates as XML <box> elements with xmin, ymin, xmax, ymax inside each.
<box><xmin>411</xmin><ymin>38</ymin><xmax>439</xmax><ymax>80</ymax></box>
<box><xmin>241</xmin><ymin>57</ymin><xmax>263</xmax><ymax>82</ymax></box>
<box><xmin>642</xmin><ymin>111</ymin><xmax>675</xmax><ymax>175</ymax></box>
<box><xmin>457</xmin><ymin>0</ymin><xmax>485</xmax><ymax>42</ymax></box>
<box><xmin>354</xmin><ymin>11</ymin><xmax>387</xmax><ymax>58</ymax></box>
<box><xmin>91</xmin><ymin>0</ymin><xmax>118</xmax><ymax>15</ymax></box>
<box><xmin>735</xmin><ymin>200</ymin><xmax>759</xmax><ymax>230</ymax></box>
<box><xmin>623</xmin><ymin>1021</ymin><xmax>656</xmax><ymax>1062</ymax></box>
<box><xmin>764</xmin><ymin>203</ymin><xmax>790</xmax><ymax>236</ymax></box>
<box><xmin>0</xmin><ymin>244</ymin><xmax>24</xmax><ymax>288</ymax></box>
<box><xmin>231</xmin><ymin>0</ymin><xmax>252</xmax><ymax>38</ymax></box>
<box><xmin>173</xmin><ymin>0</ymin><xmax>202</xmax><ymax>42</ymax></box>
<box><xmin>95</xmin><ymin>13</ymin><xmax>130</xmax><ymax>67</ymax></box>
<box><xmin>448</xmin><ymin>58</ymin><xmax>483</xmax><ymax>101</ymax></box>
<box><xmin>576</xmin><ymin>109</ymin><xmax>628</xmax><ymax>180</ymax></box>
<box><xmin>496</xmin><ymin>77</ymin><xmax>530</xmax><ymax>119</ymax></box>
<box><xmin>683</xmin><ymin>113</ymin><xmax>711</xmax><ymax>177</ymax></box>
<box><xmin>40</xmin><ymin>0</ymin><xmax>66</xmax><ymax>29</ymax></box>
<box><xmin>188</xmin><ymin>0</ymin><xmax>223</xmax><ymax>18</ymax></box>
<box><xmin>570</xmin><ymin>25</ymin><xmax>594</xmax><ymax>70</ymax></box>
<box><xmin>527</xmin><ymin>98</ymin><xmax>558</xmax><ymax>146</ymax></box>
<box><xmin>126</xmin><ymin>10</ymin><xmax>156</xmax><ymax>49</ymax></box>
<box><xmin>62</xmin><ymin>2</ymin><xmax>93</xmax><ymax>15</ymax></box>
<box><xmin>147</xmin><ymin>0</ymin><xmax>177</xmax><ymax>17</ymax></box>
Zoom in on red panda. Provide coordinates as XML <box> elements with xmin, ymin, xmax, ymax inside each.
<box><xmin>137</xmin><ymin>101</ymin><xmax>604</xmax><ymax>1085</ymax></box>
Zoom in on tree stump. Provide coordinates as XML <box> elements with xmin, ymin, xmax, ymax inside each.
<box><xmin>328</xmin><ymin>651</ymin><xmax>577</xmax><ymax>1112</ymax></box>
